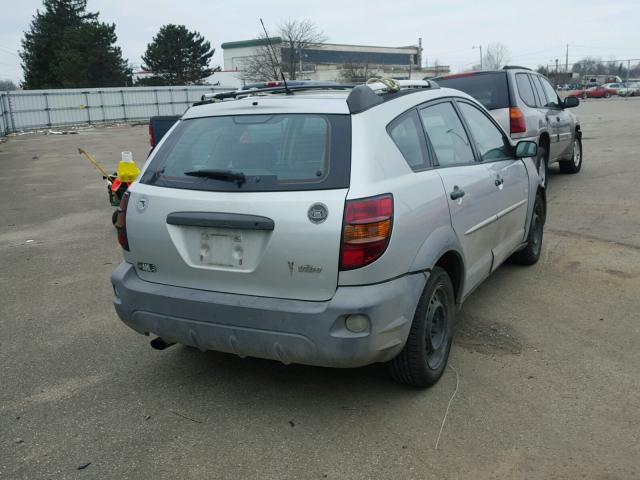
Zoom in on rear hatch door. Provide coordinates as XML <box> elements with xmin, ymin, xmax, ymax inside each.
<box><xmin>125</xmin><ymin>112</ymin><xmax>351</xmax><ymax>302</ymax></box>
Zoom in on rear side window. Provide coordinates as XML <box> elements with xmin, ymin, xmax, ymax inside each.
<box><xmin>141</xmin><ymin>114</ymin><xmax>351</xmax><ymax>192</ymax></box>
<box><xmin>516</xmin><ymin>73</ymin><xmax>537</xmax><ymax>107</ymax></box>
<box><xmin>387</xmin><ymin>110</ymin><xmax>429</xmax><ymax>170</ymax></box>
<box><xmin>419</xmin><ymin>102</ymin><xmax>475</xmax><ymax>167</ymax></box>
<box><xmin>435</xmin><ymin>73</ymin><xmax>510</xmax><ymax>110</ymax></box>
<box><xmin>530</xmin><ymin>76</ymin><xmax>546</xmax><ymax>107</ymax></box>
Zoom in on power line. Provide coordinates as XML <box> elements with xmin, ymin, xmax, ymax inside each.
<box><xmin>0</xmin><ymin>46</ymin><xmax>20</xmax><ymax>57</ymax></box>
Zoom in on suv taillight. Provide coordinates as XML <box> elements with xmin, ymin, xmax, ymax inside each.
<box><xmin>509</xmin><ymin>106</ymin><xmax>526</xmax><ymax>134</ymax></box>
<box><xmin>340</xmin><ymin>194</ymin><xmax>393</xmax><ymax>270</ymax></box>
<box><xmin>115</xmin><ymin>191</ymin><xmax>130</xmax><ymax>251</ymax></box>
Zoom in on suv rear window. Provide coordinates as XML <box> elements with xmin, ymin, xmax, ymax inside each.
<box><xmin>435</xmin><ymin>72</ymin><xmax>510</xmax><ymax>110</ymax></box>
<box><xmin>141</xmin><ymin>114</ymin><xmax>351</xmax><ymax>192</ymax></box>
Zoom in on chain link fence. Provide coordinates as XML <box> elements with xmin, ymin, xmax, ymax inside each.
<box><xmin>0</xmin><ymin>85</ymin><xmax>232</xmax><ymax>137</ymax></box>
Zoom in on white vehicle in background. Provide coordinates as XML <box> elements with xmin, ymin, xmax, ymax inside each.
<box><xmin>617</xmin><ymin>82</ymin><xmax>640</xmax><ymax>97</ymax></box>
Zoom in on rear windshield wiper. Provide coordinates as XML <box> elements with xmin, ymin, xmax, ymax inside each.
<box><xmin>184</xmin><ymin>169</ymin><xmax>246</xmax><ymax>187</ymax></box>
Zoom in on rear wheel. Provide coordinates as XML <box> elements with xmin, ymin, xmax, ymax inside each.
<box><xmin>509</xmin><ymin>190</ymin><xmax>545</xmax><ymax>265</ymax></box>
<box><xmin>604</xmin><ymin>92</ymin><xmax>611</xmax><ymax>98</ymax></box>
<box><xmin>388</xmin><ymin>267</ymin><xmax>455</xmax><ymax>388</ymax></box>
<box><xmin>559</xmin><ymin>136</ymin><xmax>582</xmax><ymax>174</ymax></box>
<box><xmin>581</xmin><ymin>92</ymin><xmax>587</xmax><ymax>99</ymax></box>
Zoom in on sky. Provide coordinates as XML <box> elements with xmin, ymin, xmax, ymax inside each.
<box><xmin>1</xmin><ymin>0</ymin><xmax>640</xmax><ymax>84</ymax></box>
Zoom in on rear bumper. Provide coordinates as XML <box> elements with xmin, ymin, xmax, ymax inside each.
<box><xmin>111</xmin><ymin>263</ymin><xmax>427</xmax><ymax>368</ymax></box>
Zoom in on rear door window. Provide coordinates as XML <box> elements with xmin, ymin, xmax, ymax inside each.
<box><xmin>516</xmin><ymin>73</ymin><xmax>537</xmax><ymax>107</ymax></box>
<box><xmin>419</xmin><ymin>102</ymin><xmax>475</xmax><ymax>167</ymax></box>
<box><xmin>141</xmin><ymin>114</ymin><xmax>351</xmax><ymax>192</ymax></box>
<box><xmin>387</xmin><ymin>110</ymin><xmax>430</xmax><ymax>170</ymax></box>
<box><xmin>435</xmin><ymin>73</ymin><xmax>510</xmax><ymax>110</ymax></box>
<box><xmin>530</xmin><ymin>76</ymin><xmax>547</xmax><ymax>107</ymax></box>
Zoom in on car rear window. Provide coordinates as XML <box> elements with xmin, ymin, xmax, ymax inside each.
<box><xmin>141</xmin><ymin>114</ymin><xmax>351</xmax><ymax>192</ymax></box>
<box><xmin>435</xmin><ymin>72</ymin><xmax>510</xmax><ymax>110</ymax></box>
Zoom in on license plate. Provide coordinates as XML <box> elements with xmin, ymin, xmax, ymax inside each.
<box><xmin>199</xmin><ymin>231</ymin><xmax>244</xmax><ymax>267</ymax></box>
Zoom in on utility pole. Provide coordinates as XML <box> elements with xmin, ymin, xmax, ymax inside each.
<box><xmin>555</xmin><ymin>58</ymin><xmax>559</xmax><ymax>74</ymax></box>
<box><xmin>473</xmin><ymin>45</ymin><xmax>483</xmax><ymax>70</ymax></box>
<box><xmin>565</xmin><ymin>44</ymin><xmax>569</xmax><ymax>73</ymax></box>
<box><xmin>628</xmin><ymin>59</ymin><xmax>631</xmax><ymax>80</ymax></box>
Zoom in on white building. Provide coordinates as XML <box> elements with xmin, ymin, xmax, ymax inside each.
<box><xmin>221</xmin><ymin>37</ymin><xmax>449</xmax><ymax>82</ymax></box>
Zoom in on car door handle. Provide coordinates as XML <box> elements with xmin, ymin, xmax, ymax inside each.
<box><xmin>495</xmin><ymin>178</ymin><xmax>504</xmax><ymax>187</ymax></box>
<box><xmin>450</xmin><ymin>186</ymin><xmax>465</xmax><ymax>200</ymax></box>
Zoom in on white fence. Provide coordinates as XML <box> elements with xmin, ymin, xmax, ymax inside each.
<box><xmin>0</xmin><ymin>85</ymin><xmax>232</xmax><ymax>136</ymax></box>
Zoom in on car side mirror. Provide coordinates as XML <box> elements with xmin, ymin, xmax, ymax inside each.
<box><xmin>515</xmin><ymin>140</ymin><xmax>538</xmax><ymax>159</ymax></box>
<box><xmin>563</xmin><ymin>96</ymin><xmax>579</xmax><ymax>108</ymax></box>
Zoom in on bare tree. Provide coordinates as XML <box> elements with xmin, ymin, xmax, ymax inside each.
<box><xmin>483</xmin><ymin>42</ymin><xmax>510</xmax><ymax>70</ymax></box>
<box><xmin>241</xmin><ymin>37</ymin><xmax>282</xmax><ymax>83</ymax></box>
<box><xmin>0</xmin><ymin>79</ymin><xmax>18</xmax><ymax>91</ymax></box>
<box><xmin>242</xmin><ymin>19</ymin><xmax>326</xmax><ymax>82</ymax></box>
<box><xmin>339</xmin><ymin>62</ymin><xmax>371</xmax><ymax>83</ymax></box>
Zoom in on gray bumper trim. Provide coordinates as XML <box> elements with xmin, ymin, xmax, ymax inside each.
<box><xmin>111</xmin><ymin>263</ymin><xmax>427</xmax><ymax>368</ymax></box>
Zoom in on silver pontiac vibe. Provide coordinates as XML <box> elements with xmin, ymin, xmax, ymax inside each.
<box><xmin>112</xmin><ymin>80</ymin><xmax>545</xmax><ymax>387</ymax></box>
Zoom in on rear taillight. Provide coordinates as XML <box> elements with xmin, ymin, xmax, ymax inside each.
<box><xmin>148</xmin><ymin>124</ymin><xmax>155</xmax><ymax>147</ymax></box>
<box><xmin>509</xmin><ymin>106</ymin><xmax>526</xmax><ymax>134</ymax></box>
<box><xmin>340</xmin><ymin>194</ymin><xmax>393</xmax><ymax>270</ymax></box>
<box><xmin>115</xmin><ymin>191</ymin><xmax>130</xmax><ymax>251</ymax></box>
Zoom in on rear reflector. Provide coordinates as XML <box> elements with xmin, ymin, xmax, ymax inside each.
<box><xmin>148</xmin><ymin>124</ymin><xmax>155</xmax><ymax>147</ymax></box>
<box><xmin>440</xmin><ymin>71</ymin><xmax>475</xmax><ymax>79</ymax></box>
<box><xmin>115</xmin><ymin>191</ymin><xmax>130</xmax><ymax>251</ymax></box>
<box><xmin>340</xmin><ymin>194</ymin><xmax>393</xmax><ymax>270</ymax></box>
<box><xmin>509</xmin><ymin>106</ymin><xmax>526</xmax><ymax>134</ymax></box>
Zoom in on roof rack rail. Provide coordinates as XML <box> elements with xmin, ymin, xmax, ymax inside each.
<box><xmin>191</xmin><ymin>78</ymin><xmax>440</xmax><ymax>114</ymax></box>
<box><xmin>193</xmin><ymin>83</ymin><xmax>356</xmax><ymax>106</ymax></box>
<box><xmin>503</xmin><ymin>65</ymin><xmax>532</xmax><ymax>71</ymax></box>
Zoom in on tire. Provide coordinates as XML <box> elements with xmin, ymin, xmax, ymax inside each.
<box><xmin>535</xmin><ymin>145</ymin><xmax>548</xmax><ymax>188</ymax></box>
<box><xmin>112</xmin><ymin>209</ymin><xmax>119</xmax><ymax>225</ymax></box>
<box><xmin>559</xmin><ymin>135</ymin><xmax>582</xmax><ymax>174</ymax></box>
<box><xmin>604</xmin><ymin>92</ymin><xmax>611</xmax><ymax>99</ymax></box>
<box><xmin>581</xmin><ymin>92</ymin><xmax>587</xmax><ymax>99</ymax></box>
<box><xmin>509</xmin><ymin>190</ymin><xmax>545</xmax><ymax>265</ymax></box>
<box><xmin>388</xmin><ymin>267</ymin><xmax>455</xmax><ymax>388</ymax></box>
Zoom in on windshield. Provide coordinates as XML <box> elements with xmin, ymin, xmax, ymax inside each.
<box><xmin>141</xmin><ymin>114</ymin><xmax>351</xmax><ymax>192</ymax></box>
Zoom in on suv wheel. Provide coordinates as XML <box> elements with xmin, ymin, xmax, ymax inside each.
<box><xmin>535</xmin><ymin>146</ymin><xmax>549</xmax><ymax>188</ymax></box>
<box><xmin>509</xmin><ymin>190</ymin><xmax>545</xmax><ymax>265</ymax></box>
<box><xmin>559</xmin><ymin>136</ymin><xmax>582</xmax><ymax>174</ymax></box>
<box><xmin>388</xmin><ymin>267</ymin><xmax>455</xmax><ymax>388</ymax></box>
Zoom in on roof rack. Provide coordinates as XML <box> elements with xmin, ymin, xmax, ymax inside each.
<box><xmin>502</xmin><ymin>65</ymin><xmax>532</xmax><ymax>71</ymax></box>
<box><xmin>192</xmin><ymin>79</ymin><xmax>439</xmax><ymax>114</ymax></box>
<box><xmin>347</xmin><ymin>79</ymin><xmax>439</xmax><ymax>114</ymax></box>
<box><xmin>195</xmin><ymin>83</ymin><xmax>356</xmax><ymax>105</ymax></box>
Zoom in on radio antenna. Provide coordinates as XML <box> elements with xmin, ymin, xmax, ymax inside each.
<box><xmin>259</xmin><ymin>18</ymin><xmax>292</xmax><ymax>95</ymax></box>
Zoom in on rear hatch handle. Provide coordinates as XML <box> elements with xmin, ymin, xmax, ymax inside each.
<box><xmin>167</xmin><ymin>212</ymin><xmax>275</xmax><ymax>231</ymax></box>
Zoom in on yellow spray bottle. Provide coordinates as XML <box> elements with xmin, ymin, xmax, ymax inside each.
<box><xmin>116</xmin><ymin>151</ymin><xmax>140</xmax><ymax>183</ymax></box>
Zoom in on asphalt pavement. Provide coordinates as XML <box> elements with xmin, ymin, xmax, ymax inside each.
<box><xmin>1</xmin><ymin>98</ymin><xmax>639</xmax><ymax>479</ymax></box>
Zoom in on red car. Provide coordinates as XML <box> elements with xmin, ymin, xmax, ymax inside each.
<box><xmin>567</xmin><ymin>85</ymin><xmax>613</xmax><ymax>99</ymax></box>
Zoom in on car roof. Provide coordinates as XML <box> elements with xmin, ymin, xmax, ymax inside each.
<box><xmin>183</xmin><ymin>85</ymin><xmax>481</xmax><ymax>119</ymax></box>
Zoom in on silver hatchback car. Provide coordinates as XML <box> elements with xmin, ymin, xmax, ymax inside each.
<box><xmin>112</xmin><ymin>80</ymin><xmax>545</xmax><ymax>387</ymax></box>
